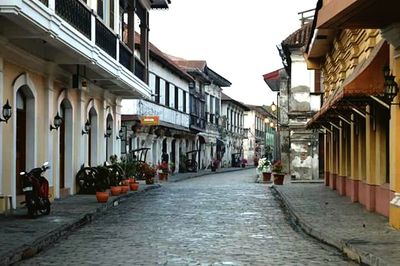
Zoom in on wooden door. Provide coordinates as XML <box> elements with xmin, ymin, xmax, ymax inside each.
<box><xmin>16</xmin><ymin>108</ymin><xmax>26</xmax><ymax>195</ymax></box>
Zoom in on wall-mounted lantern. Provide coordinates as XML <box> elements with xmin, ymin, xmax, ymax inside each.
<box><xmin>104</xmin><ymin>125</ymin><xmax>112</xmax><ymax>138</ymax></box>
<box><xmin>383</xmin><ymin>65</ymin><xmax>399</xmax><ymax>103</ymax></box>
<box><xmin>50</xmin><ymin>112</ymin><xmax>63</xmax><ymax>131</ymax></box>
<box><xmin>82</xmin><ymin>119</ymin><xmax>91</xmax><ymax>135</ymax></box>
<box><xmin>116</xmin><ymin>128</ymin><xmax>124</xmax><ymax>140</ymax></box>
<box><xmin>0</xmin><ymin>99</ymin><xmax>12</xmax><ymax>123</ymax></box>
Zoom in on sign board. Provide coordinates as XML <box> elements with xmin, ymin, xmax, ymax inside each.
<box><xmin>140</xmin><ymin>116</ymin><xmax>160</xmax><ymax>126</ymax></box>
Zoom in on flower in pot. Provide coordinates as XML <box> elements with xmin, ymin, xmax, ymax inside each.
<box><xmin>94</xmin><ymin>166</ymin><xmax>110</xmax><ymax>203</ymax></box>
<box><xmin>157</xmin><ymin>161</ymin><xmax>169</xmax><ymax>181</ymax></box>
<box><xmin>257</xmin><ymin>158</ymin><xmax>272</xmax><ymax>182</ymax></box>
<box><xmin>108</xmin><ymin>167</ymin><xmax>122</xmax><ymax>196</ymax></box>
<box><xmin>211</xmin><ymin>158</ymin><xmax>220</xmax><ymax>172</ymax></box>
<box><xmin>137</xmin><ymin>162</ymin><xmax>156</xmax><ymax>184</ymax></box>
<box><xmin>241</xmin><ymin>158</ymin><xmax>247</xmax><ymax>168</ymax></box>
<box><xmin>272</xmin><ymin>160</ymin><xmax>284</xmax><ymax>185</ymax></box>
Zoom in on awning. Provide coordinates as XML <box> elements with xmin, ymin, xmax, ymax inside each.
<box><xmin>307</xmin><ymin>40</ymin><xmax>389</xmax><ymax>128</ymax></box>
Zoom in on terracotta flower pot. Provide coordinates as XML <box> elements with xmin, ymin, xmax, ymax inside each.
<box><xmin>121</xmin><ymin>179</ymin><xmax>130</xmax><ymax>186</ymax></box>
<box><xmin>129</xmin><ymin>182</ymin><xmax>139</xmax><ymax>191</ymax></box>
<box><xmin>110</xmin><ymin>186</ymin><xmax>121</xmax><ymax>196</ymax></box>
<box><xmin>96</xmin><ymin>191</ymin><xmax>109</xmax><ymax>203</ymax></box>
<box><xmin>128</xmin><ymin>177</ymin><xmax>136</xmax><ymax>184</ymax></box>
<box><xmin>273</xmin><ymin>174</ymin><xmax>285</xmax><ymax>185</ymax></box>
<box><xmin>159</xmin><ymin>173</ymin><xmax>168</xmax><ymax>181</ymax></box>
<box><xmin>262</xmin><ymin>172</ymin><xmax>272</xmax><ymax>182</ymax></box>
<box><xmin>120</xmin><ymin>185</ymin><xmax>129</xmax><ymax>194</ymax></box>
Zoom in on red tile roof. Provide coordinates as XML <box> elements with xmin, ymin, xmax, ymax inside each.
<box><xmin>282</xmin><ymin>22</ymin><xmax>313</xmax><ymax>48</ymax></box>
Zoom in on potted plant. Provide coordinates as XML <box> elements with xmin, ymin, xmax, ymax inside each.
<box><xmin>169</xmin><ymin>161</ymin><xmax>176</xmax><ymax>174</ymax></box>
<box><xmin>257</xmin><ymin>158</ymin><xmax>272</xmax><ymax>182</ymax></box>
<box><xmin>94</xmin><ymin>166</ymin><xmax>110</xmax><ymax>203</ymax></box>
<box><xmin>241</xmin><ymin>158</ymin><xmax>247</xmax><ymax>168</ymax></box>
<box><xmin>157</xmin><ymin>161</ymin><xmax>169</xmax><ymax>181</ymax></box>
<box><xmin>272</xmin><ymin>160</ymin><xmax>284</xmax><ymax>185</ymax></box>
<box><xmin>109</xmin><ymin>167</ymin><xmax>122</xmax><ymax>196</ymax></box>
<box><xmin>138</xmin><ymin>162</ymin><xmax>156</xmax><ymax>185</ymax></box>
<box><xmin>211</xmin><ymin>158</ymin><xmax>220</xmax><ymax>172</ymax></box>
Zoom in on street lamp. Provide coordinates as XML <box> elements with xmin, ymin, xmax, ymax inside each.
<box><xmin>271</xmin><ymin>101</ymin><xmax>277</xmax><ymax>112</ymax></box>
<box><xmin>264</xmin><ymin>117</ymin><xmax>270</xmax><ymax>124</ymax></box>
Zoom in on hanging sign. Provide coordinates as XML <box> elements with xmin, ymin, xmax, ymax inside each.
<box><xmin>140</xmin><ymin>116</ymin><xmax>160</xmax><ymax>125</ymax></box>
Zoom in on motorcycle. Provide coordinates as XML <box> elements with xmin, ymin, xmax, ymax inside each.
<box><xmin>20</xmin><ymin>162</ymin><xmax>51</xmax><ymax>218</ymax></box>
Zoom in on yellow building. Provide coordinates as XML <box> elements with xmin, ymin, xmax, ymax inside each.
<box><xmin>0</xmin><ymin>0</ymin><xmax>170</xmax><ymax>212</ymax></box>
<box><xmin>305</xmin><ymin>0</ymin><xmax>400</xmax><ymax>228</ymax></box>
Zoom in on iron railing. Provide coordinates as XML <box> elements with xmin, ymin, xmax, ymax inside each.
<box><xmin>135</xmin><ymin>59</ymin><xmax>145</xmax><ymax>82</ymax></box>
<box><xmin>39</xmin><ymin>0</ymin><xmax>48</xmax><ymax>6</ymax></box>
<box><xmin>55</xmin><ymin>0</ymin><xmax>91</xmax><ymax>39</ymax></box>
<box><xmin>119</xmin><ymin>41</ymin><xmax>132</xmax><ymax>70</ymax></box>
<box><xmin>95</xmin><ymin>19</ymin><xmax>117</xmax><ymax>59</ymax></box>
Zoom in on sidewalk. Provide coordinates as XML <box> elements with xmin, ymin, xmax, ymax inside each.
<box><xmin>0</xmin><ymin>166</ymin><xmax>251</xmax><ymax>266</ymax></box>
<box><xmin>271</xmin><ymin>183</ymin><xmax>400</xmax><ymax>266</ymax></box>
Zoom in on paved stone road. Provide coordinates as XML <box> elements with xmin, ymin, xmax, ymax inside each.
<box><xmin>20</xmin><ymin>169</ymin><xmax>355</xmax><ymax>265</ymax></box>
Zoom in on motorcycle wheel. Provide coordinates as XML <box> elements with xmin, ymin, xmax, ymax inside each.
<box><xmin>27</xmin><ymin>206</ymin><xmax>36</xmax><ymax>218</ymax></box>
<box><xmin>39</xmin><ymin>199</ymin><xmax>51</xmax><ymax>215</ymax></box>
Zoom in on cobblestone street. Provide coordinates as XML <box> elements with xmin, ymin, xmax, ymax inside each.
<box><xmin>20</xmin><ymin>169</ymin><xmax>354</xmax><ymax>265</ymax></box>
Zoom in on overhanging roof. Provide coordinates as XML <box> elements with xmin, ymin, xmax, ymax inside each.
<box><xmin>150</xmin><ymin>0</ymin><xmax>171</xmax><ymax>9</ymax></box>
<box><xmin>316</xmin><ymin>0</ymin><xmax>400</xmax><ymax>29</ymax></box>
<box><xmin>307</xmin><ymin>40</ymin><xmax>389</xmax><ymax>128</ymax></box>
<box><xmin>263</xmin><ymin>68</ymin><xmax>285</xmax><ymax>92</ymax></box>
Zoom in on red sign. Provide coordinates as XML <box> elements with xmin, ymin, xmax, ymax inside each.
<box><xmin>140</xmin><ymin>116</ymin><xmax>160</xmax><ymax>125</ymax></box>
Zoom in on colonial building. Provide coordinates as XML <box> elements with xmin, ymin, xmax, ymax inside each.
<box><xmin>0</xmin><ymin>0</ymin><xmax>169</xmax><ymax>212</ymax></box>
<box><xmin>221</xmin><ymin>93</ymin><xmax>249</xmax><ymax>167</ymax></box>
<box><xmin>173</xmin><ymin>60</ymin><xmax>231</xmax><ymax>169</ymax></box>
<box><xmin>121</xmin><ymin>35</ymin><xmax>194</xmax><ymax>173</ymax></box>
<box><xmin>264</xmin><ymin>13</ymin><xmax>322</xmax><ymax>180</ymax></box>
<box><xmin>304</xmin><ymin>0</ymin><xmax>400</xmax><ymax>228</ymax></box>
<box><xmin>243</xmin><ymin>105</ymin><xmax>276</xmax><ymax>165</ymax></box>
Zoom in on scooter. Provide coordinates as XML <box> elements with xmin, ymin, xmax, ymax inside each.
<box><xmin>20</xmin><ymin>162</ymin><xmax>51</xmax><ymax>218</ymax></box>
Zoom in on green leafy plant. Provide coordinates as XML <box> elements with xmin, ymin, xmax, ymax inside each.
<box><xmin>95</xmin><ymin>166</ymin><xmax>110</xmax><ymax>192</ymax></box>
<box><xmin>272</xmin><ymin>160</ymin><xmax>283</xmax><ymax>174</ymax></box>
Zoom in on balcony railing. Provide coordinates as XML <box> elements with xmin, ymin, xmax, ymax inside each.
<box><xmin>119</xmin><ymin>41</ymin><xmax>132</xmax><ymax>70</ymax></box>
<box><xmin>95</xmin><ymin>19</ymin><xmax>117</xmax><ymax>59</ymax></box>
<box><xmin>135</xmin><ymin>59</ymin><xmax>146</xmax><ymax>82</ymax></box>
<box><xmin>54</xmin><ymin>0</ymin><xmax>146</xmax><ymax>81</ymax></box>
<box><xmin>55</xmin><ymin>0</ymin><xmax>91</xmax><ymax>39</ymax></box>
<box><xmin>39</xmin><ymin>0</ymin><xmax>48</xmax><ymax>6</ymax></box>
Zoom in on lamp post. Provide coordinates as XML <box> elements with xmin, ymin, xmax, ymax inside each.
<box><xmin>271</xmin><ymin>92</ymin><xmax>280</xmax><ymax>160</ymax></box>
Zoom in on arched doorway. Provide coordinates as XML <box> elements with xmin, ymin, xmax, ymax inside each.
<box><xmin>15</xmin><ymin>86</ymin><xmax>35</xmax><ymax>197</ymax></box>
<box><xmin>88</xmin><ymin>107</ymin><xmax>98</xmax><ymax>166</ymax></box>
<box><xmin>105</xmin><ymin>114</ymin><xmax>113</xmax><ymax>161</ymax></box>
<box><xmin>59</xmin><ymin>99</ymin><xmax>73</xmax><ymax>196</ymax></box>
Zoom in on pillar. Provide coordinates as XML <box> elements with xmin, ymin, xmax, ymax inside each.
<box><xmin>365</xmin><ymin>104</ymin><xmax>376</xmax><ymax>211</ymax></box>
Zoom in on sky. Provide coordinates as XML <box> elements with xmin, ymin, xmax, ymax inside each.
<box><xmin>149</xmin><ymin>0</ymin><xmax>317</xmax><ymax>106</ymax></box>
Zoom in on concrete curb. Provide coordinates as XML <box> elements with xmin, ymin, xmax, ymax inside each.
<box><xmin>270</xmin><ymin>185</ymin><xmax>389</xmax><ymax>266</ymax></box>
<box><xmin>0</xmin><ymin>184</ymin><xmax>160</xmax><ymax>266</ymax></box>
<box><xmin>169</xmin><ymin>167</ymin><xmax>255</xmax><ymax>183</ymax></box>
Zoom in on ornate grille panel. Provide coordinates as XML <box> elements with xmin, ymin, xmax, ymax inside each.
<box><xmin>95</xmin><ymin>19</ymin><xmax>117</xmax><ymax>59</ymax></box>
<box><xmin>55</xmin><ymin>0</ymin><xmax>91</xmax><ymax>39</ymax></box>
<box><xmin>119</xmin><ymin>42</ymin><xmax>132</xmax><ymax>70</ymax></box>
